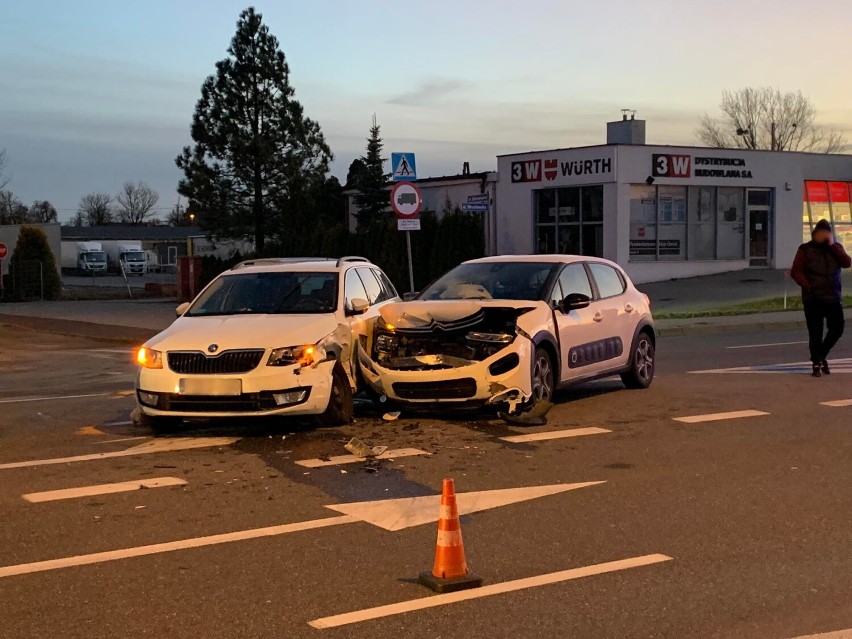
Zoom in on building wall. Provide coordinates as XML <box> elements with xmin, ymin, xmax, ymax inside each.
<box><xmin>0</xmin><ymin>223</ymin><xmax>61</xmax><ymax>276</ymax></box>
<box><xmin>495</xmin><ymin>144</ymin><xmax>852</xmax><ymax>283</ymax></box>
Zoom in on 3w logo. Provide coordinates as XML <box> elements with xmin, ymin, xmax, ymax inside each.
<box><xmin>511</xmin><ymin>160</ymin><xmax>542</xmax><ymax>183</ymax></box>
<box><xmin>652</xmin><ymin>154</ymin><xmax>691</xmax><ymax>178</ymax></box>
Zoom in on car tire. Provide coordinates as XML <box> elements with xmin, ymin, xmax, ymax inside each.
<box><xmin>531</xmin><ymin>347</ymin><xmax>555</xmax><ymax>404</ymax></box>
<box><xmin>132</xmin><ymin>407</ymin><xmax>182</xmax><ymax>433</ymax></box>
<box><xmin>317</xmin><ymin>364</ymin><xmax>354</xmax><ymax>426</ymax></box>
<box><xmin>621</xmin><ymin>331</ymin><xmax>655</xmax><ymax>389</ymax></box>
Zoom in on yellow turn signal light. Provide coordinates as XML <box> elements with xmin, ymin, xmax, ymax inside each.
<box><xmin>136</xmin><ymin>347</ymin><xmax>163</xmax><ymax>369</ymax></box>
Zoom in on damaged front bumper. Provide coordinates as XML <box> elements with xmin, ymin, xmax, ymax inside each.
<box><xmin>357</xmin><ymin>337</ymin><xmax>534</xmax><ymax>409</ymax></box>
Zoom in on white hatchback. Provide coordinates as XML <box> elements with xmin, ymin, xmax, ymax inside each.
<box><xmin>134</xmin><ymin>257</ymin><xmax>399</xmax><ymax>429</ymax></box>
<box><xmin>358</xmin><ymin>255</ymin><xmax>654</xmax><ymax>414</ymax></box>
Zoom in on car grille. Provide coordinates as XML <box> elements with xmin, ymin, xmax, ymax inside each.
<box><xmin>392</xmin><ymin>378</ymin><xmax>478</xmax><ymax>400</ymax></box>
<box><xmin>167</xmin><ymin>350</ymin><xmax>265</xmax><ymax>375</ymax></box>
<box><xmin>151</xmin><ymin>389</ymin><xmax>310</xmax><ymax>413</ymax></box>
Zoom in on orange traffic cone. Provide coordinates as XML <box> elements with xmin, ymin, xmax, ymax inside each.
<box><xmin>418</xmin><ymin>478</ymin><xmax>483</xmax><ymax>593</ymax></box>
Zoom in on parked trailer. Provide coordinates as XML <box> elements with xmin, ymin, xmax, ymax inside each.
<box><xmin>103</xmin><ymin>241</ymin><xmax>148</xmax><ymax>275</ymax></box>
<box><xmin>60</xmin><ymin>241</ymin><xmax>108</xmax><ymax>274</ymax></box>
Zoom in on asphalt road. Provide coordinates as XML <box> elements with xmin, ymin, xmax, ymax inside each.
<box><xmin>2</xmin><ymin>324</ymin><xmax>852</xmax><ymax>638</ymax></box>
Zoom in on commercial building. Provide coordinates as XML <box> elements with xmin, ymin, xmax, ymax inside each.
<box><xmin>494</xmin><ymin>116</ymin><xmax>852</xmax><ymax>283</ymax></box>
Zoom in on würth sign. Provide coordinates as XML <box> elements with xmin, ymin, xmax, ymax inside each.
<box><xmin>511</xmin><ymin>156</ymin><xmax>614</xmax><ymax>183</ymax></box>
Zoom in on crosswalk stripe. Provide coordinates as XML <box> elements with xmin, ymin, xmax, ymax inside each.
<box><xmin>673</xmin><ymin>410</ymin><xmax>769</xmax><ymax>424</ymax></box>
<box><xmin>500</xmin><ymin>427</ymin><xmax>611</xmax><ymax>443</ymax></box>
<box><xmin>820</xmin><ymin>399</ymin><xmax>852</xmax><ymax>407</ymax></box>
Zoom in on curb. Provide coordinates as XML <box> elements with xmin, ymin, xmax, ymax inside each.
<box><xmin>0</xmin><ymin>314</ymin><xmax>158</xmax><ymax>345</ymax></box>
<box><xmin>656</xmin><ymin>319</ymin><xmax>807</xmax><ymax>337</ymax></box>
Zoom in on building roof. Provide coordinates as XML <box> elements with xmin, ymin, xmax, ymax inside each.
<box><xmin>61</xmin><ymin>225</ymin><xmax>205</xmax><ymax>241</ymax></box>
<box><xmin>497</xmin><ymin>142</ymin><xmax>852</xmax><ymax>159</ymax></box>
<box><xmin>343</xmin><ymin>171</ymin><xmax>493</xmax><ymax>193</ymax></box>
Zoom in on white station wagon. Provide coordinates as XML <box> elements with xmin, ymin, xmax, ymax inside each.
<box><xmin>134</xmin><ymin>257</ymin><xmax>399</xmax><ymax>429</ymax></box>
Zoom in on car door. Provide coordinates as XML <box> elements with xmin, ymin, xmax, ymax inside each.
<box><xmin>551</xmin><ymin>262</ymin><xmax>611</xmax><ymax>382</ymax></box>
<box><xmin>586</xmin><ymin>262</ymin><xmax>636</xmax><ymax>370</ymax></box>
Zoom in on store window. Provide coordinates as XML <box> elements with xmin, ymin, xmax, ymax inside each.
<box><xmin>829</xmin><ymin>182</ymin><xmax>852</xmax><ymax>247</ymax></box>
<box><xmin>688</xmin><ymin>186</ymin><xmax>716</xmax><ymax>260</ymax></box>
<box><xmin>802</xmin><ymin>181</ymin><xmax>852</xmax><ymax>245</ymax></box>
<box><xmin>630</xmin><ymin>185</ymin><xmax>749</xmax><ymax>262</ymax></box>
<box><xmin>534</xmin><ymin>185</ymin><xmax>604</xmax><ymax>257</ymax></box>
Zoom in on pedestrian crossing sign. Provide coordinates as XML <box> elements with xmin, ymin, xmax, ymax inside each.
<box><xmin>391</xmin><ymin>152</ymin><xmax>416</xmax><ymax>182</ymax></box>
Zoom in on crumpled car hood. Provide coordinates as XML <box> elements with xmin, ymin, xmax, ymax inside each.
<box><xmin>378</xmin><ymin>299</ymin><xmax>541</xmax><ymax>329</ymax></box>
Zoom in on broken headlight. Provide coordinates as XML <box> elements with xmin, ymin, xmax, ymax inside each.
<box><xmin>374</xmin><ymin>333</ymin><xmax>398</xmax><ymax>353</ymax></box>
<box><xmin>465</xmin><ymin>331</ymin><xmax>514</xmax><ymax>344</ymax></box>
<box><xmin>267</xmin><ymin>345</ymin><xmax>317</xmax><ymax>367</ymax></box>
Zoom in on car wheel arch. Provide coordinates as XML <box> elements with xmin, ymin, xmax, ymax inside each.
<box><xmin>531</xmin><ymin>331</ymin><xmax>560</xmax><ymax>382</ymax></box>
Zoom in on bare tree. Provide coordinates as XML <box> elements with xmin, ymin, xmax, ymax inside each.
<box><xmin>29</xmin><ymin>200</ymin><xmax>58</xmax><ymax>223</ymax></box>
<box><xmin>78</xmin><ymin>193</ymin><xmax>113</xmax><ymax>226</ymax></box>
<box><xmin>0</xmin><ymin>190</ymin><xmax>28</xmax><ymax>224</ymax></box>
<box><xmin>698</xmin><ymin>88</ymin><xmax>846</xmax><ymax>153</ymax></box>
<box><xmin>115</xmin><ymin>181</ymin><xmax>159</xmax><ymax>225</ymax></box>
<box><xmin>0</xmin><ymin>149</ymin><xmax>9</xmax><ymax>190</ymax></box>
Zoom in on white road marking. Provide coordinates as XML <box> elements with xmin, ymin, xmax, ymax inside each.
<box><xmin>23</xmin><ymin>477</ymin><xmax>187</xmax><ymax>503</ymax></box>
<box><xmin>673</xmin><ymin>410</ymin><xmax>769</xmax><ymax>424</ymax></box>
<box><xmin>500</xmin><ymin>427</ymin><xmax>611</xmax><ymax>443</ymax></box>
<box><xmin>788</xmin><ymin>631</ymin><xmax>852</xmax><ymax>639</ymax></box>
<box><xmin>326</xmin><ymin>481</ymin><xmax>606</xmax><ymax>531</ymax></box>
<box><xmin>0</xmin><ymin>392</ymin><xmax>111</xmax><ymax>404</ymax></box>
<box><xmin>94</xmin><ymin>436</ymin><xmax>149</xmax><ymax>445</ymax></box>
<box><xmin>101</xmin><ymin>420</ymin><xmax>134</xmax><ymax>427</ymax></box>
<box><xmin>295</xmin><ymin>448</ymin><xmax>429</xmax><ymax>468</ymax></box>
<box><xmin>308</xmin><ymin>553</ymin><xmax>673</xmax><ymax>629</ymax></box>
<box><xmin>0</xmin><ymin>437</ymin><xmax>240</xmax><ymax>471</ymax></box>
<box><xmin>820</xmin><ymin>399</ymin><xmax>852</xmax><ymax>407</ymax></box>
<box><xmin>725</xmin><ymin>341</ymin><xmax>807</xmax><ymax>350</ymax></box>
<box><xmin>0</xmin><ymin>482</ymin><xmax>601</xmax><ymax>578</ymax></box>
<box><xmin>691</xmin><ymin>358</ymin><xmax>852</xmax><ymax>375</ymax></box>
<box><xmin>0</xmin><ymin>515</ymin><xmax>358</xmax><ymax>578</ymax></box>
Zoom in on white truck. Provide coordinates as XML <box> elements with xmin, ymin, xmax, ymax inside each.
<box><xmin>61</xmin><ymin>241</ymin><xmax>108</xmax><ymax>275</ymax></box>
<box><xmin>104</xmin><ymin>241</ymin><xmax>148</xmax><ymax>275</ymax></box>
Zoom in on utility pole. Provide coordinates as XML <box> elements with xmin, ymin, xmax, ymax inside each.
<box><xmin>770</xmin><ymin>122</ymin><xmax>776</xmax><ymax>151</ymax></box>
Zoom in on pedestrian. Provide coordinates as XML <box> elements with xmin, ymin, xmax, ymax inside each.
<box><xmin>790</xmin><ymin>219</ymin><xmax>852</xmax><ymax>377</ymax></box>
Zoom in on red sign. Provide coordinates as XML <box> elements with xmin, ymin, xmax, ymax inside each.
<box><xmin>805</xmin><ymin>181</ymin><xmax>829</xmax><ymax>203</ymax></box>
<box><xmin>829</xmin><ymin>181</ymin><xmax>850</xmax><ymax>203</ymax></box>
<box><xmin>0</xmin><ymin>243</ymin><xmax>7</xmax><ymax>260</ymax></box>
<box><xmin>652</xmin><ymin>154</ymin><xmax>691</xmax><ymax>178</ymax></box>
<box><xmin>543</xmin><ymin>159</ymin><xmax>558</xmax><ymax>181</ymax></box>
<box><xmin>390</xmin><ymin>182</ymin><xmax>422</xmax><ymax>219</ymax></box>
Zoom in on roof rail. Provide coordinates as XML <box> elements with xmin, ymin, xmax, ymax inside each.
<box><xmin>231</xmin><ymin>257</ymin><xmax>334</xmax><ymax>270</ymax></box>
<box><xmin>336</xmin><ymin>256</ymin><xmax>371</xmax><ymax>267</ymax></box>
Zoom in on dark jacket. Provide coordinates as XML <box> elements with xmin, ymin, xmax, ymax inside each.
<box><xmin>791</xmin><ymin>241</ymin><xmax>852</xmax><ymax>302</ymax></box>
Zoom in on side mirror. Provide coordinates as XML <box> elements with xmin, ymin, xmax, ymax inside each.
<box><xmin>348</xmin><ymin>298</ymin><xmax>370</xmax><ymax>315</ymax></box>
<box><xmin>402</xmin><ymin>292</ymin><xmax>419</xmax><ymax>301</ymax></box>
<box><xmin>562</xmin><ymin>293</ymin><xmax>591</xmax><ymax>312</ymax></box>
<box><xmin>175</xmin><ymin>302</ymin><xmax>190</xmax><ymax>317</ymax></box>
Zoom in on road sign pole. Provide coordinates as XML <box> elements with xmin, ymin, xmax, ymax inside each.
<box><xmin>405</xmin><ymin>230</ymin><xmax>414</xmax><ymax>293</ymax></box>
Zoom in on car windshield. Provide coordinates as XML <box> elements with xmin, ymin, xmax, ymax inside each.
<box><xmin>123</xmin><ymin>253</ymin><xmax>145</xmax><ymax>262</ymax></box>
<box><xmin>419</xmin><ymin>262</ymin><xmax>556</xmax><ymax>301</ymax></box>
<box><xmin>84</xmin><ymin>252</ymin><xmax>107</xmax><ymax>262</ymax></box>
<box><xmin>187</xmin><ymin>271</ymin><xmax>337</xmax><ymax>316</ymax></box>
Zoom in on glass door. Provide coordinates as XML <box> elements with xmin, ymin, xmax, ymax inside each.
<box><xmin>748</xmin><ymin>209</ymin><xmax>770</xmax><ymax>267</ymax></box>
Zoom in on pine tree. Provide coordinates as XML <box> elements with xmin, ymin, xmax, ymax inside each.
<box><xmin>176</xmin><ymin>7</ymin><xmax>331</xmax><ymax>253</ymax></box>
<box><xmin>9</xmin><ymin>226</ymin><xmax>62</xmax><ymax>300</ymax></box>
<box><xmin>353</xmin><ymin>117</ymin><xmax>389</xmax><ymax>230</ymax></box>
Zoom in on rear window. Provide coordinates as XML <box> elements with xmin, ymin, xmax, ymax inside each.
<box><xmin>588</xmin><ymin>263</ymin><xmax>626</xmax><ymax>299</ymax></box>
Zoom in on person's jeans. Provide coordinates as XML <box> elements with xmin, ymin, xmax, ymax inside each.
<box><xmin>804</xmin><ymin>299</ymin><xmax>845</xmax><ymax>364</ymax></box>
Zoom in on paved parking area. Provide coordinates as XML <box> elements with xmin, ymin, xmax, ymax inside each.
<box><xmin>3</xmin><ymin>325</ymin><xmax>852</xmax><ymax>638</ymax></box>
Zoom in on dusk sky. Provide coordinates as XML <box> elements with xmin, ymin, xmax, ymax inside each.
<box><xmin>2</xmin><ymin>0</ymin><xmax>851</xmax><ymax>222</ymax></box>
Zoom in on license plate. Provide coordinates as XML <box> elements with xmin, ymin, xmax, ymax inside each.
<box><xmin>179</xmin><ymin>378</ymin><xmax>242</xmax><ymax>396</ymax></box>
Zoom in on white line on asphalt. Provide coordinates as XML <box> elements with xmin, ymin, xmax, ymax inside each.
<box><xmin>500</xmin><ymin>427</ymin><xmax>611</xmax><ymax>443</ymax></box>
<box><xmin>788</xmin><ymin>630</ymin><xmax>852</xmax><ymax>639</ymax></box>
<box><xmin>308</xmin><ymin>554</ymin><xmax>673</xmax><ymax>629</ymax></box>
<box><xmin>725</xmin><ymin>341</ymin><xmax>807</xmax><ymax>350</ymax></box>
<box><xmin>101</xmin><ymin>420</ymin><xmax>134</xmax><ymax>427</ymax></box>
<box><xmin>295</xmin><ymin>448</ymin><xmax>429</xmax><ymax>468</ymax></box>
<box><xmin>820</xmin><ymin>399</ymin><xmax>852</xmax><ymax>407</ymax></box>
<box><xmin>22</xmin><ymin>477</ymin><xmax>187</xmax><ymax>503</ymax></box>
<box><xmin>673</xmin><ymin>410</ymin><xmax>769</xmax><ymax>424</ymax></box>
<box><xmin>0</xmin><ymin>515</ymin><xmax>358</xmax><ymax>578</ymax></box>
<box><xmin>94</xmin><ymin>436</ymin><xmax>149</xmax><ymax>445</ymax></box>
<box><xmin>0</xmin><ymin>392</ymin><xmax>111</xmax><ymax>404</ymax></box>
<box><xmin>0</xmin><ymin>437</ymin><xmax>240</xmax><ymax>471</ymax></box>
